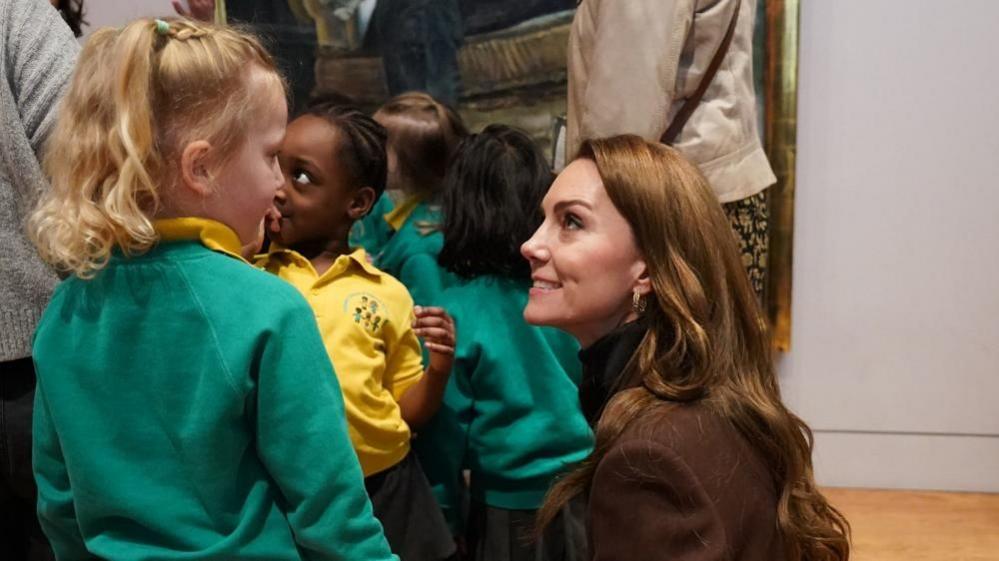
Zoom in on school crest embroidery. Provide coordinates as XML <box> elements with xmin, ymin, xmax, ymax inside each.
<box><xmin>344</xmin><ymin>292</ymin><xmax>386</xmax><ymax>334</ymax></box>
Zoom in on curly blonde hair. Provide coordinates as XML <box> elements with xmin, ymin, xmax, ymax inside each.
<box><xmin>30</xmin><ymin>17</ymin><xmax>285</xmax><ymax>278</ymax></box>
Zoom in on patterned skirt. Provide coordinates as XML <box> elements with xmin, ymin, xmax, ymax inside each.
<box><xmin>722</xmin><ymin>190</ymin><xmax>769</xmax><ymax>303</ymax></box>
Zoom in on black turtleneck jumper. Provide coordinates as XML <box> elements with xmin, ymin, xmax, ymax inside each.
<box><xmin>577</xmin><ymin>320</ymin><xmax>648</xmax><ymax>424</ymax></box>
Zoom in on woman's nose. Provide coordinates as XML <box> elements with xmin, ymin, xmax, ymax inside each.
<box><xmin>521</xmin><ymin>229</ymin><xmax>546</xmax><ymax>263</ymax></box>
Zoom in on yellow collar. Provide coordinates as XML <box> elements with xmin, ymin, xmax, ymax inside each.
<box><xmin>154</xmin><ymin>217</ymin><xmax>246</xmax><ymax>262</ymax></box>
<box><xmin>383</xmin><ymin>194</ymin><xmax>425</xmax><ymax>232</ymax></box>
<box><xmin>344</xmin><ymin>247</ymin><xmax>381</xmax><ymax>277</ymax></box>
<box><xmin>265</xmin><ymin>245</ymin><xmax>381</xmax><ymax>279</ymax></box>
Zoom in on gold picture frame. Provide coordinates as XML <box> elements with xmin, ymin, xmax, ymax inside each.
<box><xmin>760</xmin><ymin>0</ymin><xmax>800</xmax><ymax>351</ymax></box>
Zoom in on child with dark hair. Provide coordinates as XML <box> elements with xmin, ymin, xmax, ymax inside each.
<box><xmin>51</xmin><ymin>0</ymin><xmax>86</xmax><ymax>37</ymax></box>
<box><xmin>256</xmin><ymin>100</ymin><xmax>457</xmax><ymax>560</ymax></box>
<box><xmin>416</xmin><ymin>125</ymin><xmax>594</xmax><ymax>561</ymax></box>
<box><xmin>350</xmin><ymin>91</ymin><xmax>468</xmax><ymax>310</ymax></box>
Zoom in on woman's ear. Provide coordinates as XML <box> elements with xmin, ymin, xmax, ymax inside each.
<box><xmin>348</xmin><ymin>186</ymin><xmax>377</xmax><ymax>220</ymax></box>
<box><xmin>179</xmin><ymin>140</ymin><xmax>214</xmax><ymax>197</ymax></box>
<box><xmin>634</xmin><ymin>260</ymin><xmax>652</xmax><ymax>296</ymax></box>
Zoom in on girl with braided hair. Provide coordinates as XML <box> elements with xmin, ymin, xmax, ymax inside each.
<box><xmin>257</xmin><ymin>98</ymin><xmax>458</xmax><ymax>561</ymax></box>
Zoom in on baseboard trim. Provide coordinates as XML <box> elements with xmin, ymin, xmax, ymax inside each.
<box><xmin>811</xmin><ymin>431</ymin><xmax>999</xmax><ymax>493</ymax></box>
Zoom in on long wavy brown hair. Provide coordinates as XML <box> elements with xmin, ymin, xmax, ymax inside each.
<box><xmin>536</xmin><ymin>135</ymin><xmax>850</xmax><ymax>561</ymax></box>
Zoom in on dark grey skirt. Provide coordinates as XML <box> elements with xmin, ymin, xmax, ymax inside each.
<box><xmin>365</xmin><ymin>452</ymin><xmax>457</xmax><ymax>561</ymax></box>
<box><xmin>465</xmin><ymin>497</ymin><xmax>587</xmax><ymax>561</ymax></box>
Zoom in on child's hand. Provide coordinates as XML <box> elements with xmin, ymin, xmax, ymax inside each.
<box><xmin>413</xmin><ymin>306</ymin><xmax>455</xmax><ymax>377</ymax></box>
<box><xmin>172</xmin><ymin>0</ymin><xmax>215</xmax><ymax>22</ymax></box>
<box><xmin>399</xmin><ymin>307</ymin><xmax>456</xmax><ymax>428</ymax></box>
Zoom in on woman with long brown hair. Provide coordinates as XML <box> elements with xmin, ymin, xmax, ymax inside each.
<box><xmin>521</xmin><ymin>135</ymin><xmax>849</xmax><ymax>561</ymax></box>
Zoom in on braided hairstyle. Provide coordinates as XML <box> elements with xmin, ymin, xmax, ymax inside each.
<box><xmin>300</xmin><ymin>98</ymin><xmax>389</xmax><ymax>213</ymax></box>
<box><xmin>30</xmin><ymin>17</ymin><xmax>286</xmax><ymax>277</ymax></box>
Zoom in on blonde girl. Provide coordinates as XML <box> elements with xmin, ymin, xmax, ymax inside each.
<box><xmin>29</xmin><ymin>17</ymin><xmax>395</xmax><ymax>561</ymax></box>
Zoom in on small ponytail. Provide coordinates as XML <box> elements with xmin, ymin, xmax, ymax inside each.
<box><xmin>31</xmin><ymin>18</ymin><xmax>286</xmax><ymax>277</ymax></box>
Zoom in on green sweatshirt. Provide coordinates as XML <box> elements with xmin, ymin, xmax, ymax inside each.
<box><xmin>374</xmin><ymin>198</ymin><xmax>457</xmax><ymax>308</ymax></box>
<box><xmin>31</xmin><ymin>218</ymin><xmax>397</xmax><ymax>561</ymax></box>
<box><xmin>349</xmin><ymin>191</ymin><xmax>395</xmax><ymax>258</ymax></box>
<box><xmin>413</xmin><ymin>275</ymin><xmax>594</xmax><ymax>525</ymax></box>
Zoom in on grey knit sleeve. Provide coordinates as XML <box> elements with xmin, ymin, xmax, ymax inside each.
<box><xmin>4</xmin><ymin>0</ymin><xmax>80</xmax><ymax>155</ymax></box>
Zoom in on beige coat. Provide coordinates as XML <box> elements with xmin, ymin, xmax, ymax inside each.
<box><xmin>567</xmin><ymin>0</ymin><xmax>775</xmax><ymax>203</ymax></box>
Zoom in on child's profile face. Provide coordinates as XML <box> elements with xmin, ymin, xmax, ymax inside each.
<box><xmin>209</xmin><ymin>75</ymin><xmax>287</xmax><ymax>246</ymax></box>
<box><xmin>269</xmin><ymin>114</ymin><xmax>361</xmax><ymax>248</ymax></box>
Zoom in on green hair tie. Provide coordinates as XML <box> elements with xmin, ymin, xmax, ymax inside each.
<box><xmin>154</xmin><ymin>19</ymin><xmax>170</xmax><ymax>36</ymax></box>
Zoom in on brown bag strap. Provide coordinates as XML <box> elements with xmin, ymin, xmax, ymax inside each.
<box><xmin>661</xmin><ymin>0</ymin><xmax>742</xmax><ymax>145</ymax></box>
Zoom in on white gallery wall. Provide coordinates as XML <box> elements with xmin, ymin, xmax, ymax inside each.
<box><xmin>783</xmin><ymin>0</ymin><xmax>999</xmax><ymax>492</ymax></box>
<box><xmin>79</xmin><ymin>0</ymin><xmax>171</xmax><ymax>35</ymax></box>
<box><xmin>75</xmin><ymin>0</ymin><xmax>999</xmax><ymax>491</ymax></box>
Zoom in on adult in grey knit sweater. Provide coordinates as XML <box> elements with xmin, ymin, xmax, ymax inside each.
<box><xmin>1</xmin><ymin>0</ymin><xmax>79</xmax><ymax>558</ymax></box>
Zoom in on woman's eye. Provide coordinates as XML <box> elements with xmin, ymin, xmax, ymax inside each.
<box><xmin>292</xmin><ymin>170</ymin><xmax>312</xmax><ymax>185</ymax></box>
<box><xmin>563</xmin><ymin>213</ymin><xmax>583</xmax><ymax>230</ymax></box>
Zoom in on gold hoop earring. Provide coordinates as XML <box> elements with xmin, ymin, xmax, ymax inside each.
<box><xmin>632</xmin><ymin>290</ymin><xmax>647</xmax><ymax>314</ymax></box>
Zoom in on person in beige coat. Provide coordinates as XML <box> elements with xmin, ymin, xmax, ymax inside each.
<box><xmin>566</xmin><ymin>0</ymin><xmax>775</xmax><ymax>298</ymax></box>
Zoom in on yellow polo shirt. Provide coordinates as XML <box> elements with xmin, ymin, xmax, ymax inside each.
<box><xmin>256</xmin><ymin>247</ymin><xmax>424</xmax><ymax>477</ymax></box>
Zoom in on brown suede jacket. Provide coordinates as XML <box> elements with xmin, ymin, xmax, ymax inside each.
<box><xmin>587</xmin><ymin>401</ymin><xmax>786</xmax><ymax>561</ymax></box>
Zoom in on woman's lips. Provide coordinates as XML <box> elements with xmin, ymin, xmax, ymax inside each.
<box><xmin>532</xmin><ymin>279</ymin><xmax>561</xmax><ymax>290</ymax></box>
<box><xmin>529</xmin><ymin>278</ymin><xmax>562</xmax><ymax>296</ymax></box>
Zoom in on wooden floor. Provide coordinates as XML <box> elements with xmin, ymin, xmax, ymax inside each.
<box><xmin>823</xmin><ymin>488</ymin><xmax>999</xmax><ymax>561</ymax></box>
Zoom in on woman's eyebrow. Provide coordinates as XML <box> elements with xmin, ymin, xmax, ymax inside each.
<box><xmin>553</xmin><ymin>199</ymin><xmax>593</xmax><ymax>213</ymax></box>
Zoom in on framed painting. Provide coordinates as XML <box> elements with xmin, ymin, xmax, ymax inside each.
<box><xmin>261</xmin><ymin>0</ymin><xmax>799</xmax><ymax>349</ymax></box>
